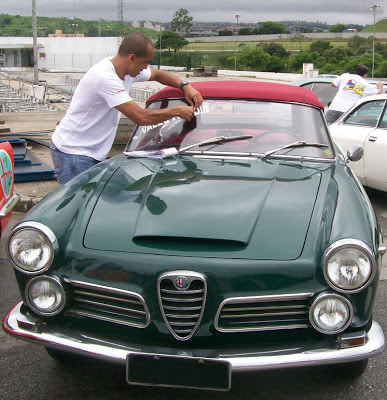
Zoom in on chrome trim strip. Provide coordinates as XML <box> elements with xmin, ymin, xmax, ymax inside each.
<box><xmin>65</xmin><ymin>279</ymin><xmax>150</xmax><ymax>328</ymax></box>
<box><xmin>72</xmin><ymin>298</ymin><xmax>147</xmax><ymax>315</ymax></box>
<box><xmin>215</xmin><ymin>293</ymin><xmax>312</xmax><ymax>332</ymax></box>
<box><xmin>0</xmin><ymin>193</ymin><xmax>20</xmax><ymax>217</ymax></box>
<box><xmin>67</xmin><ymin>309</ymin><xmax>147</xmax><ymax>327</ymax></box>
<box><xmin>3</xmin><ymin>302</ymin><xmax>385</xmax><ymax>371</ymax></box>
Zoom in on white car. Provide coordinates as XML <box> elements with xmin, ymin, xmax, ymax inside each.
<box><xmin>329</xmin><ymin>94</ymin><xmax>387</xmax><ymax>192</ymax></box>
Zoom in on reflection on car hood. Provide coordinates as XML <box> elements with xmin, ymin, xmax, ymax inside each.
<box><xmin>84</xmin><ymin>157</ymin><xmax>324</xmax><ymax>260</ymax></box>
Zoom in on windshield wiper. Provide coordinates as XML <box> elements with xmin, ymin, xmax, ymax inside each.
<box><xmin>124</xmin><ymin>135</ymin><xmax>253</xmax><ymax>159</ymax></box>
<box><xmin>179</xmin><ymin>135</ymin><xmax>253</xmax><ymax>153</ymax></box>
<box><xmin>262</xmin><ymin>141</ymin><xmax>329</xmax><ymax>159</ymax></box>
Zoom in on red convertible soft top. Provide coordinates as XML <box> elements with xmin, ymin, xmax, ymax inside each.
<box><xmin>146</xmin><ymin>80</ymin><xmax>324</xmax><ymax>109</ymax></box>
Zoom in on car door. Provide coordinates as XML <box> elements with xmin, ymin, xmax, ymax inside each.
<box><xmin>330</xmin><ymin>99</ymin><xmax>386</xmax><ymax>190</ymax></box>
<box><xmin>363</xmin><ymin>105</ymin><xmax>387</xmax><ymax>191</ymax></box>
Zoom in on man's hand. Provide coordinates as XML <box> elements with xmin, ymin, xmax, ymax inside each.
<box><xmin>175</xmin><ymin>105</ymin><xmax>195</xmax><ymax>121</ymax></box>
<box><xmin>182</xmin><ymin>85</ymin><xmax>203</xmax><ymax>109</ymax></box>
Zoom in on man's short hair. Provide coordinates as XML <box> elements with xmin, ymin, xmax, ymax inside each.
<box><xmin>355</xmin><ymin>65</ymin><xmax>368</xmax><ymax>77</ymax></box>
<box><xmin>118</xmin><ymin>32</ymin><xmax>153</xmax><ymax>57</ymax></box>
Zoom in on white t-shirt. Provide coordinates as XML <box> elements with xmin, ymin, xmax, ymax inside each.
<box><xmin>52</xmin><ymin>57</ymin><xmax>152</xmax><ymax>161</ymax></box>
<box><xmin>328</xmin><ymin>73</ymin><xmax>379</xmax><ymax>112</ymax></box>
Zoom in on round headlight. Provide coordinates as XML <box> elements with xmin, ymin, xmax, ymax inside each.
<box><xmin>310</xmin><ymin>293</ymin><xmax>352</xmax><ymax>334</ymax></box>
<box><xmin>8</xmin><ymin>223</ymin><xmax>56</xmax><ymax>274</ymax></box>
<box><xmin>26</xmin><ymin>276</ymin><xmax>65</xmax><ymax>316</ymax></box>
<box><xmin>323</xmin><ymin>239</ymin><xmax>374</xmax><ymax>293</ymax></box>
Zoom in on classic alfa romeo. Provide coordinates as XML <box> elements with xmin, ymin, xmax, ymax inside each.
<box><xmin>3</xmin><ymin>81</ymin><xmax>385</xmax><ymax>391</ymax></box>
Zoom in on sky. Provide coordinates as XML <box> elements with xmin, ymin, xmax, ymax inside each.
<box><xmin>3</xmin><ymin>0</ymin><xmax>386</xmax><ymax>26</ymax></box>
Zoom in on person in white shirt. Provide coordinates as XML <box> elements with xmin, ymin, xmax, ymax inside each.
<box><xmin>51</xmin><ymin>31</ymin><xmax>203</xmax><ymax>184</ymax></box>
<box><xmin>325</xmin><ymin>64</ymin><xmax>383</xmax><ymax>125</ymax></box>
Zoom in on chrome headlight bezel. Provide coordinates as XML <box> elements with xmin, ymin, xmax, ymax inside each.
<box><xmin>25</xmin><ymin>275</ymin><xmax>66</xmax><ymax>316</ymax></box>
<box><xmin>322</xmin><ymin>239</ymin><xmax>375</xmax><ymax>293</ymax></box>
<box><xmin>309</xmin><ymin>293</ymin><xmax>353</xmax><ymax>334</ymax></box>
<box><xmin>7</xmin><ymin>222</ymin><xmax>58</xmax><ymax>275</ymax></box>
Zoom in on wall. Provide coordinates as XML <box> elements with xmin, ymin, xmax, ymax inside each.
<box><xmin>0</xmin><ymin>37</ymin><xmax>119</xmax><ymax>70</ymax></box>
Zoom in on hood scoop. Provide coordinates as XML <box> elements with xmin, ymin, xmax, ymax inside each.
<box><xmin>133</xmin><ymin>177</ymin><xmax>271</xmax><ymax>245</ymax></box>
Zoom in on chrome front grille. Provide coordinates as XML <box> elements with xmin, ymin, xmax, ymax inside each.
<box><xmin>158</xmin><ymin>271</ymin><xmax>207</xmax><ymax>341</ymax></box>
<box><xmin>66</xmin><ymin>280</ymin><xmax>149</xmax><ymax>328</ymax></box>
<box><xmin>215</xmin><ymin>293</ymin><xmax>311</xmax><ymax>332</ymax></box>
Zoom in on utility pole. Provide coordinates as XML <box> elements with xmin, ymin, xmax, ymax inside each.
<box><xmin>118</xmin><ymin>0</ymin><xmax>124</xmax><ymax>47</ymax></box>
<box><xmin>32</xmin><ymin>0</ymin><xmax>39</xmax><ymax>85</ymax></box>
<box><xmin>159</xmin><ymin>23</ymin><xmax>162</xmax><ymax>69</ymax></box>
<box><xmin>234</xmin><ymin>14</ymin><xmax>240</xmax><ymax>71</ymax></box>
<box><xmin>370</xmin><ymin>4</ymin><xmax>380</xmax><ymax>78</ymax></box>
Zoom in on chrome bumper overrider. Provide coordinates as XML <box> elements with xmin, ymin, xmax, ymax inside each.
<box><xmin>3</xmin><ymin>302</ymin><xmax>385</xmax><ymax>371</ymax></box>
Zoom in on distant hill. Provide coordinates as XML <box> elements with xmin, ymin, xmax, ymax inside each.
<box><xmin>0</xmin><ymin>13</ymin><xmax>159</xmax><ymax>38</ymax></box>
<box><xmin>363</xmin><ymin>18</ymin><xmax>387</xmax><ymax>32</ymax></box>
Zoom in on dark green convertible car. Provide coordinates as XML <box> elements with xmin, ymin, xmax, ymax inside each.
<box><xmin>3</xmin><ymin>81</ymin><xmax>386</xmax><ymax>391</ymax></box>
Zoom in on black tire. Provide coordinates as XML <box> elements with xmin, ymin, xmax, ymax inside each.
<box><xmin>327</xmin><ymin>359</ymin><xmax>369</xmax><ymax>379</ymax></box>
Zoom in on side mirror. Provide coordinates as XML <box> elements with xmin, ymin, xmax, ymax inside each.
<box><xmin>345</xmin><ymin>145</ymin><xmax>364</xmax><ymax>163</ymax></box>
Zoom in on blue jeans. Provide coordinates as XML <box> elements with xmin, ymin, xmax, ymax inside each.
<box><xmin>50</xmin><ymin>141</ymin><xmax>100</xmax><ymax>185</ymax></box>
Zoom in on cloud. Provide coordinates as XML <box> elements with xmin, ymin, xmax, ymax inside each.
<box><xmin>3</xmin><ymin>0</ymin><xmax>386</xmax><ymax>25</ymax></box>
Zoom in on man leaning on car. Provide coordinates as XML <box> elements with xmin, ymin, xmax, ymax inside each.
<box><xmin>325</xmin><ymin>65</ymin><xmax>384</xmax><ymax>125</ymax></box>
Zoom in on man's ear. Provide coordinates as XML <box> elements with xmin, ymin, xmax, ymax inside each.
<box><xmin>127</xmin><ymin>53</ymin><xmax>136</xmax><ymax>63</ymax></box>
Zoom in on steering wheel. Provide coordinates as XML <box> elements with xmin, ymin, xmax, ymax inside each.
<box><xmin>252</xmin><ymin>129</ymin><xmax>299</xmax><ymax>143</ymax></box>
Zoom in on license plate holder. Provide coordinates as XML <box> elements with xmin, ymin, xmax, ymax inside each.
<box><xmin>127</xmin><ymin>353</ymin><xmax>231</xmax><ymax>391</ymax></box>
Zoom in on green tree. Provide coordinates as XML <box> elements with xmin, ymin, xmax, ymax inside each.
<box><xmin>0</xmin><ymin>15</ymin><xmax>12</xmax><ymax>26</ymax></box>
<box><xmin>323</xmin><ymin>46</ymin><xmax>351</xmax><ymax>61</ymax></box>
<box><xmin>261</xmin><ymin>42</ymin><xmax>289</xmax><ymax>58</ymax></box>
<box><xmin>155</xmin><ymin>31</ymin><xmax>188</xmax><ymax>54</ymax></box>
<box><xmin>237</xmin><ymin>46</ymin><xmax>270</xmax><ymax>71</ymax></box>
<box><xmin>375</xmin><ymin>42</ymin><xmax>387</xmax><ymax>58</ymax></box>
<box><xmin>347</xmin><ymin>35</ymin><xmax>373</xmax><ymax>56</ymax></box>
<box><xmin>171</xmin><ymin>8</ymin><xmax>192</xmax><ymax>36</ymax></box>
<box><xmin>218</xmin><ymin>29</ymin><xmax>233</xmax><ymax>36</ymax></box>
<box><xmin>266</xmin><ymin>56</ymin><xmax>288</xmax><ymax>72</ymax></box>
<box><xmin>309</xmin><ymin>40</ymin><xmax>333</xmax><ymax>55</ymax></box>
<box><xmin>289</xmin><ymin>51</ymin><xmax>319</xmax><ymax>72</ymax></box>
<box><xmin>238</xmin><ymin>28</ymin><xmax>251</xmax><ymax>36</ymax></box>
<box><xmin>329</xmin><ymin>23</ymin><xmax>347</xmax><ymax>32</ymax></box>
<box><xmin>374</xmin><ymin>60</ymin><xmax>387</xmax><ymax>78</ymax></box>
<box><xmin>255</xmin><ymin>21</ymin><xmax>289</xmax><ymax>34</ymax></box>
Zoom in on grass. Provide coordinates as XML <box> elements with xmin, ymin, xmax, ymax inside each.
<box><xmin>184</xmin><ymin>40</ymin><xmax>349</xmax><ymax>52</ymax></box>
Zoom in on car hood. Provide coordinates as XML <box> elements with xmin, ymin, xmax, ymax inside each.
<box><xmin>84</xmin><ymin>157</ymin><xmax>324</xmax><ymax>260</ymax></box>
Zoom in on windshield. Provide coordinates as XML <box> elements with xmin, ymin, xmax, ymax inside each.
<box><xmin>125</xmin><ymin>99</ymin><xmax>334</xmax><ymax>160</ymax></box>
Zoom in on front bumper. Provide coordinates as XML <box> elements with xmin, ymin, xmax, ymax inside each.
<box><xmin>3</xmin><ymin>302</ymin><xmax>385</xmax><ymax>371</ymax></box>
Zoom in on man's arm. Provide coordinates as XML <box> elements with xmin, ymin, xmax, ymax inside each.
<box><xmin>376</xmin><ymin>81</ymin><xmax>384</xmax><ymax>94</ymax></box>
<box><xmin>149</xmin><ymin>68</ymin><xmax>203</xmax><ymax>109</ymax></box>
<box><xmin>115</xmin><ymin>100</ymin><xmax>194</xmax><ymax>126</ymax></box>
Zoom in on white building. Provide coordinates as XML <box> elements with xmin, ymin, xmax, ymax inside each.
<box><xmin>0</xmin><ymin>37</ymin><xmax>119</xmax><ymax>70</ymax></box>
<box><xmin>143</xmin><ymin>21</ymin><xmax>154</xmax><ymax>30</ymax></box>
